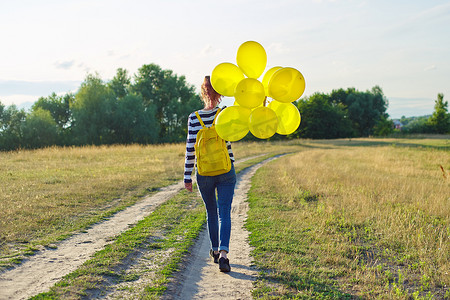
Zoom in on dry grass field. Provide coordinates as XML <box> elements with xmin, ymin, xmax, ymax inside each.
<box><xmin>1</xmin><ymin>137</ymin><xmax>448</xmax><ymax>299</ymax></box>
<box><xmin>0</xmin><ymin>141</ymin><xmax>294</xmax><ymax>267</ymax></box>
<box><xmin>247</xmin><ymin>137</ymin><xmax>449</xmax><ymax>299</ymax></box>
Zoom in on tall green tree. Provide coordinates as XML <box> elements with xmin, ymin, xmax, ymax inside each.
<box><xmin>373</xmin><ymin>115</ymin><xmax>394</xmax><ymax>136</ymax></box>
<box><xmin>427</xmin><ymin>93</ymin><xmax>449</xmax><ymax>134</ymax></box>
<box><xmin>132</xmin><ymin>64</ymin><xmax>202</xmax><ymax>142</ymax></box>
<box><xmin>0</xmin><ymin>101</ymin><xmax>4</xmax><ymax>119</ymax></box>
<box><xmin>0</xmin><ymin>103</ymin><xmax>27</xmax><ymax>150</ymax></box>
<box><xmin>0</xmin><ymin>101</ymin><xmax>4</xmax><ymax>132</ymax></box>
<box><xmin>71</xmin><ymin>74</ymin><xmax>116</xmax><ymax>145</ymax></box>
<box><xmin>111</xmin><ymin>93</ymin><xmax>159</xmax><ymax>144</ymax></box>
<box><xmin>295</xmin><ymin>93</ymin><xmax>354</xmax><ymax>139</ymax></box>
<box><xmin>22</xmin><ymin>108</ymin><xmax>58</xmax><ymax>148</ymax></box>
<box><xmin>33</xmin><ymin>92</ymin><xmax>73</xmax><ymax>128</ymax></box>
<box><xmin>108</xmin><ymin>68</ymin><xmax>131</xmax><ymax>99</ymax></box>
<box><xmin>330</xmin><ymin>86</ymin><xmax>388</xmax><ymax>136</ymax></box>
<box><xmin>32</xmin><ymin>92</ymin><xmax>74</xmax><ymax>144</ymax></box>
<box><xmin>165</xmin><ymin>76</ymin><xmax>203</xmax><ymax>142</ymax></box>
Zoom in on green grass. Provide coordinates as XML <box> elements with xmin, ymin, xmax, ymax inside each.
<box><xmin>246</xmin><ymin>138</ymin><xmax>449</xmax><ymax>299</ymax></box>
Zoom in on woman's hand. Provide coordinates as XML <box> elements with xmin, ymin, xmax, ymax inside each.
<box><xmin>185</xmin><ymin>182</ymin><xmax>193</xmax><ymax>192</ymax></box>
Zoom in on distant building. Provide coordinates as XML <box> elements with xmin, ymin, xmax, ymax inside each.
<box><xmin>393</xmin><ymin>119</ymin><xmax>403</xmax><ymax>130</ymax></box>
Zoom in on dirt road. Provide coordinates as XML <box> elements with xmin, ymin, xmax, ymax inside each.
<box><xmin>0</xmin><ymin>155</ymin><xmax>276</xmax><ymax>299</ymax></box>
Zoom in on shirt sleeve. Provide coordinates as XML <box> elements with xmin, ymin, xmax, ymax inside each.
<box><xmin>184</xmin><ymin>113</ymin><xmax>196</xmax><ymax>183</ymax></box>
<box><xmin>226</xmin><ymin>141</ymin><xmax>234</xmax><ymax>162</ymax></box>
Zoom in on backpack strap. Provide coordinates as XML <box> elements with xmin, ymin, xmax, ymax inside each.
<box><xmin>195</xmin><ymin>108</ymin><xmax>222</xmax><ymax>128</ymax></box>
<box><xmin>195</xmin><ymin>111</ymin><xmax>205</xmax><ymax>128</ymax></box>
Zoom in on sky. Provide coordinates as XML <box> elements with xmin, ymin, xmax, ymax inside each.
<box><xmin>1</xmin><ymin>0</ymin><xmax>449</xmax><ymax>119</ymax></box>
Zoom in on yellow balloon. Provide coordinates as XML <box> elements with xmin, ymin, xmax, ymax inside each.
<box><xmin>252</xmin><ymin>101</ymin><xmax>264</xmax><ymax>110</ymax></box>
<box><xmin>235</xmin><ymin>99</ymin><xmax>263</xmax><ymax>109</ymax></box>
<box><xmin>262</xmin><ymin>66</ymin><xmax>282</xmax><ymax>97</ymax></box>
<box><xmin>268</xmin><ymin>101</ymin><xmax>301</xmax><ymax>135</ymax></box>
<box><xmin>249</xmin><ymin>107</ymin><xmax>278</xmax><ymax>139</ymax></box>
<box><xmin>234</xmin><ymin>100</ymin><xmax>262</xmax><ymax>108</ymax></box>
<box><xmin>236</xmin><ymin>41</ymin><xmax>267</xmax><ymax>79</ymax></box>
<box><xmin>234</xmin><ymin>78</ymin><xmax>265</xmax><ymax>109</ymax></box>
<box><xmin>215</xmin><ymin>106</ymin><xmax>251</xmax><ymax>142</ymax></box>
<box><xmin>268</xmin><ymin>67</ymin><xmax>306</xmax><ymax>103</ymax></box>
<box><xmin>211</xmin><ymin>63</ymin><xmax>245</xmax><ymax>97</ymax></box>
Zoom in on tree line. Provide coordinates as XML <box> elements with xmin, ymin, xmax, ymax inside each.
<box><xmin>0</xmin><ymin>64</ymin><xmax>203</xmax><ymax>151</ymax></box>
<box><xmin>289</xmin><ymin>90</ymin><xmax>448</xmax><ymax>139</ymax></box>
<box><xmin>1</xmin><ymin>63</ymin><xmax>448</xmax><ymax>151</ymax></box>
<box><xmin>292</xmin><ymin>86</ymin><xmax>391</xmax><ymax>139</ymax></box>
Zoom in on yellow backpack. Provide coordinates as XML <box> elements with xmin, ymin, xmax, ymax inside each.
<box><xmin>194</xmin><ymin>108</ymin><xmax>232</xmax><ymax>176</ymax></box>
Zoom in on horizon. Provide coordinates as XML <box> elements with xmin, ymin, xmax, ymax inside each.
<box><xmin>2</xmin><ymin>91</ymin><xmax>436</xmax><ymax>120</ymax></box>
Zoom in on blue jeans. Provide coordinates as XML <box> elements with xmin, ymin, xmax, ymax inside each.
<box><xmin>196</xmin><ymin>164</ymin><xmax>236</xmax><ymax>253</ymax></box>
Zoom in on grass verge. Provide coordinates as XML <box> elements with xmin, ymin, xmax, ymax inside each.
<box><xmin>246</xmin><ymin>139</ymin><xmax>449</xmax><ymax>299</ymax></box>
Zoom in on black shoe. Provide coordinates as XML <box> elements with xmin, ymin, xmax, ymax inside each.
<box><xmin>209</xmin><ymin>249</ymin><xmax>219</xmax><ymax>263</ymax></box>
<box><xmin>219</xmin><ymin>257</ymin><xmax>231</xmax><ymax>272</ymax></box>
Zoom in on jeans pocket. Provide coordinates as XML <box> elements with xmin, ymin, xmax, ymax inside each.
<box><xmin>220</xmin><ymin>166</ymin><xmax>236</xmax><ymax>185</ymax></box>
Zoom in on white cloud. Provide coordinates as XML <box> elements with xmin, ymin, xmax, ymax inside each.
<box><xmin>267</xmin><ymin>43</ymin><xmax>291</xmax><ymax>54</ymax></box>
<box><xmin>201</xmin><ymin>45</ymin><xmax>213</xmax><ymax>55</ymax></box>
<box><xmin>200</xmin><ymin>44</ymin><xmax>222</xmax><ymax>57</ymax></box>
<box><xmin>119</xmin><ymin>54</ymin><xmax>131</xmax><ymax>60</ymax></box>
<box><xmin>424</xmin><ymin>64</ymin><xmax>437</xmax><ymax>71</ymax></box>
<box><xmin>54</xmin><ymin>60</ymin><xmax>76</xmax><ymax>70</ymax></box>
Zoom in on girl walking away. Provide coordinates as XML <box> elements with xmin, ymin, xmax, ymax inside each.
<box><xmin>184</xmin><ymin>76</ymin><xmax>236</xmax><ymax>272</ymax></box>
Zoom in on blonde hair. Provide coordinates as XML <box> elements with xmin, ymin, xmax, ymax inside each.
<box><xmin>201</xmin><ymin>76</ymin><xmax>222</xmax><ymax>108</ymax></box>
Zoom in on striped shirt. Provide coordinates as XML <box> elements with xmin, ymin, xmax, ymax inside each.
<box><xmin>184</xmin><ymin>107</ymin><xmax>234</xmax><ymax>183</ymax></box>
